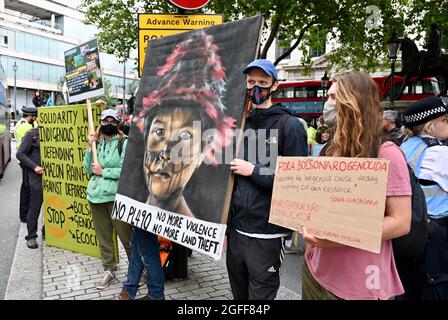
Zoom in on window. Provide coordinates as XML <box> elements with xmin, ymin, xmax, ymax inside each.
<box><xmin>309</xmin><ymin>30</ymin><xmax>326</xmax><ymax>58</ymax></box>
<box><xmin>275</xmin><ymin>43</ymin><xmax>291</xmax><ymax>60</ymax></box>
<box><xmin>1</xmin><ymin>36</ymin><xmax>8</xmax><ymax>47</ymax></box>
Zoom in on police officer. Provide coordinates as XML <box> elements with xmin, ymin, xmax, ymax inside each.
<box><xmin>16</xmin><ymin>126</ymin><xmax>44</xmax><ymax>249</ymax></box>
<box><xmin>14</xmin><ymin>107</ymin><xmax>38</xmax><ymax>223</ymax></box>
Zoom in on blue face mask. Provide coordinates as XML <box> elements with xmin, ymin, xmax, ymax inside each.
<box><xmin>248</xmin><ymin>85</ymin><xmax>273</xmax><ymax>105</ymax></box>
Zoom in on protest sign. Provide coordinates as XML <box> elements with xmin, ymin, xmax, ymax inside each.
<box><xmin>39</xmin><ymin>105</ymin><xmax>118</xmax><ymax>259</ymax></box>
<box><xmin>269</xmin><ymin>157</ymin><xmax>389</xmax><ymax>253</ymax></box>
<box><xmin>64</xmin><ymin>39</ymin><xmax>104</xmax><ymax>103</ymax></box>
<box><xmin>114</xmin><ymin>15</ymin><xmax>264</xmax><ymax>260</ymax></box>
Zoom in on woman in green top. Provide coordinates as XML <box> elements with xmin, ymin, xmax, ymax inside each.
<box><xmin>83</xmin><ymin>108</ymin><xmax>132</xmax><ymax>290</ymax></box>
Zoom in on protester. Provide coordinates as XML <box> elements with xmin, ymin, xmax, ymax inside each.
<box><xmin>226</xmin><ymin>59</ymin><xmax>308</xmax><ymax>300</ymax></box>
<box><xmin>15</xmin><ymin>107</ymin><xmax>38</xmax><ymax>223</ymax></box>
<box><xmin>83</xmin><ymin>108</ymin><xmax>132</xmax><ymax>290</ymax></box>
<box><xmin>16</xmin><ymin>126</ymin><xmax>44</xmax><ymax>249</ymax></box>
<box><xmin>383</xmin><ymin>109</ymin><xmax>405</xmax><ymax>145</ymax></box>
<box><xmin>311</xmin><ymin>125</ymin><xmax>330</xmax><ymax>156</ymax></box>
<box><xmin>401</xmin><ymin>96</ymin><xmax>448</xmax><ymax>299</ymax></box>
<box><xmin>302</xmin><ymin>71</ymin><xmax>412</xmax><ymax>300</ymax></box>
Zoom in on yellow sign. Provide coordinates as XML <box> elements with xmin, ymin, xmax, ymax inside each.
<box><xmin>39</xmin><ymin>105</ymin><xmax>119</xmax><ymax>259</ymax></box>
<box><xmin>138</xmin><ymin>13</ymin><xmax>223</xmax><ymax>76</ymax></box>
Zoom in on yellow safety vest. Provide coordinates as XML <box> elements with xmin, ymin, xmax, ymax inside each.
<box><xmin>14</xmin><ymin>118</ymin><xmax>36</xmax><ymax>148</ymax></box>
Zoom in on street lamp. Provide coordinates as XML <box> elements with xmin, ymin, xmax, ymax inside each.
<box><xmin>321</xmin><ymin>71</ymin><xmax>329</xmax><ymax>108</ymax></box>
<box><xmin>387</xmin><ymin>31</ymin><xmax>401</xmax><ymax>109</ymax></box>
<box><xmin>13</xmin><ymin>62</ymin><xmax>17</xmax><ymax>115</ymax></box>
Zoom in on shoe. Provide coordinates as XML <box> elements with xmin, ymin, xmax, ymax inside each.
<box><xmin>115</xmin><ymin>289</ymin><xmax>132</xmax><ymax>300</ymax></box>
<box><xmin>26</xmin><ymin>238</ymin><xmax>38</xmax><ymax>249</ymax></box>
<box><xmin>20</xmin><ymin>218</ymin><xmax>27</xmax><ymax>223</ymax></box>
<box><xmin>139</xmin><ymin>269</ymin><xmax>147</xmax><ymax>287</ymax></box>
<box><xmin>96</xmin><ymin>270</ymin><xmax>115</xmax><ymax>290</ymax></box>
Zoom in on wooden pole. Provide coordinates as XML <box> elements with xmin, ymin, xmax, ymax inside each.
<box><xmin>86</xmin><ymin>98</ymin><xmax>98</xmax><ymax>164</ymax></box>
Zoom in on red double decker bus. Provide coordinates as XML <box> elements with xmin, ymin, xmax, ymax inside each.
<box><xmin>272</xmin><ymin>76</ymin><xmax>440</xmax><ymax>118</ymax></box>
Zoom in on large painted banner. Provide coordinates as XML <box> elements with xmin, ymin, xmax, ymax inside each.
<box><xmin>269</xmin><ymin>157</ymin><xmax>389</xmax><ymax>253</ymax></box>
<box><xmin>113</xmin><ymin>15</ymin><xmax>264</xmax><ymax>259</ymax></box>
<box><xmin>64</xmin><ymin>39</ymin><xmax>104</xmax><ymax>103</ymax></box>
<box><xmin>39</xmin><ymin>105</ymin><xmax>118</xmax><ymax>259</ymax></box>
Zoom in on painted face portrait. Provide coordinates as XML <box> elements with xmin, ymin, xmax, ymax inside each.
<box><xmin>144</xmin><ymin>106</ymin><xmax>207</xmax><ymax>200</ymax></box>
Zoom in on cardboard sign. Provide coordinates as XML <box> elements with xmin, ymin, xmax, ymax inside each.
<box><xmin>64</xmin><ymin>39</ymin><xmax>104</xmax><ymax>103</ymax></box>
<box><xmin>138</xmin><ymin>13</ymin><xmax>223</xmax><ymax>77</ymax></box>
<box><xmin>115</xmin><ymin>15</ymin><xmax>264</xmax><ymax>260</ymax></box>
<box><xmin>269</xmin><ymin>157</ymin><xmax>389</xmax><ymax>253</ymax></box>
<box><xmin>39</xmin><ymin>105</ymin><xmax>118</xmax><ymax>259</ymax></box>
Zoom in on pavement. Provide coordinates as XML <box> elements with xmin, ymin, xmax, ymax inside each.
<box><xmin>5</xmin><ymin>221</ymin><xmax>303</xmax><ymax>300</ymax></box>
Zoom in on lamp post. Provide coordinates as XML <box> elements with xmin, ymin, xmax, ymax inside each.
<box><xmin>387</xmin><ymin>31</ymin><xmax>401</xmax><ymax>110</ymax></box>
<box><xmin>13</xmin><ymin>62</ymin><xmax>17</xmax><ymax>115</ymax></box>
<box><xmin>321</xmin><ymin>71</ymin><xmax>329</xmax><ymax>109</ymax></box>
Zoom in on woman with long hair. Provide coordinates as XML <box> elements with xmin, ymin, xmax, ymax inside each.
<box><xmin>302</xmin><ymin>71</ymin><xmax>412</xmax><ymax>300</ymax></box>
<box><xmin>84</xmin><ymin>108</ymin><xmax>132</xmax><ymax>290</ymax></box>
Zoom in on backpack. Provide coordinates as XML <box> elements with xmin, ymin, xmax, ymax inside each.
<box><xmin>392</xmin><ymin>164</ymin><xmax>431</xmax><ymax>259</ymax></box>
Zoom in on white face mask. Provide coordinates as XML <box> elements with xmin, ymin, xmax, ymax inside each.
<box><xmin>323</xmin><ymin>101</ymin><xmax>336</xmax><ymax>127</ymax></box>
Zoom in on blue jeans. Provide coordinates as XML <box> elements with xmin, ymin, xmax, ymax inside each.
<box><xmin>123</xmin><ymin>227</ymin><xmax>165</xmax><ymax>299</ymax></box>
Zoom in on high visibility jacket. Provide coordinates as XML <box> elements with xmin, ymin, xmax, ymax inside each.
<box><xmin>14</xmin><ymin>118</ymin><xmax>36</xmax><ymax>148</ymax></box>
<box><xmin>307</xmin><ymin>126</ymin><xmax>317</xmax><ymax>145</ymax></box>
<box><xmin>401</xmin><ymin>136</ymin><xmax>448</xmax><ymax>219</ymax></box>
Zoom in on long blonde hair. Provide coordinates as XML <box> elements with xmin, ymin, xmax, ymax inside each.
<box><xmin>326</xmin><ymin>72</ymin><xmax>383</xmax><ymax>158</ymax></box>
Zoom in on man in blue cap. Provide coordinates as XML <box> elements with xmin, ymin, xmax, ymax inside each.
<box><xmin>226</xmin><ymin>59</ymin><xmax>308</xmax><ymax>300</ymax></box>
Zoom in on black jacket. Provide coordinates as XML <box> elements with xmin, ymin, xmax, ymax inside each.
<box><xmin>229</xmin><ymin>104</ymin><xmax>308</xmax><ymax>235</ymax></box>
<box><xmin>16</xmin><ymin>128</ymin><xmax>42</xmax><ymax>186</ymax></box>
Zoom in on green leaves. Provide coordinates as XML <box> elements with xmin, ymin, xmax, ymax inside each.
<box><xmin>80</xmin><ymin>0</ymin><xmax>448</xmax><ymax>75</ymax></box>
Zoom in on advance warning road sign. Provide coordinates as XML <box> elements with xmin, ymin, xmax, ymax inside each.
<box><xmin>138</xmin><ymin>13</ymin><xmax>223</xmax><ymax>77</ymax></box>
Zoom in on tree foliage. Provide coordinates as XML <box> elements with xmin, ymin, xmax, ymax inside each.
<box><xmin>79</xmin><ymin>0</ymin><xmax>448</xmax><ymax>74</ymax></box>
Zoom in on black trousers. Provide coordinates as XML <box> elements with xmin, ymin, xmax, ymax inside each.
<box><xmin>19</xmin><ymin>166</ymin><xmax>31</xmax><ymax>221</ymax></box>
<box><xmin>25</xmin><ymin>173</ymin><xmax>43</xmax><ymax>240</ymax></box>
<box><xmin>226</xmin><ymin>228</ymin><xmax>284</xmax><ymax>300</ymax></box>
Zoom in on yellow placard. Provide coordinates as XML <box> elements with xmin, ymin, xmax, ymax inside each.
<box><xmin>39</xmin><ymin>105</ymin><xmax>119</xmax><ymax>259</ymax></box>
<box><xmin>138</xmin><ymin>13</ymin><xmax>223</xmax><ymax>77</ymax></box>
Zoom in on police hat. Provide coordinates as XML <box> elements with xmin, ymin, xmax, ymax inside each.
<box><xmin>403</xmin><ymin>96</ymin><xmax>448</xmax><ymax>127</ymax></box>
<box><xmin>22</xmin><ymin>107</ymin><xmax>38</xmax><ymax>116</ymax></box>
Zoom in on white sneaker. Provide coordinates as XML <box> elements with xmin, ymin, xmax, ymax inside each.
<box><xmin>96</xmin><ymin>270</ymin><xmax>115</xmax><ymax>290</ymax></box>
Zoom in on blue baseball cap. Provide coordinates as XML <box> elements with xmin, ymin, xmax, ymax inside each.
<box><xmin>243</xmin><ymin>59</ymin><xmax>278</xmax><ymax>81</ymax></box>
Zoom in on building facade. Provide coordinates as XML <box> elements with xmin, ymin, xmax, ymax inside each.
<box><xmin>0</xmin><ymin>0</ymin><xmax>138</xmax><ymax>114</ymax></box>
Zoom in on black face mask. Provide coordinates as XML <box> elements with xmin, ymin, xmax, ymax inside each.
<box><xmin>101</xmin><ymin>124</ymin><xmax>118</xmax><ymax>136</ymax></box>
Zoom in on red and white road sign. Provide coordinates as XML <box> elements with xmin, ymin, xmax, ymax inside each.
<box><xmin>169</xmin><ymin>0</ymin><xmax>211</xmax><ymax>10</ymax></box>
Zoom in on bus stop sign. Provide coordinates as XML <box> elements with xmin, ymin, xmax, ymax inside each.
<box><xmin>169</xmin><ymin>0</ymin><xmax>211</xmax><ymax>10</ymax></box>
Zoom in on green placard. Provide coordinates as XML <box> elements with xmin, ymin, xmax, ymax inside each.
<box><xmin>39</xmin><ymin>104</ymin><xmax>118</xmax><ymax>259</ymax></box>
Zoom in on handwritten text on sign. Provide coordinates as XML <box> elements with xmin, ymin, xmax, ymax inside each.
<box><xmin>113</xmin><ymin>194</ymin><xmax>227</xmax><ymax>260</ymax></box>
<box><xmin>269</xmin><ymin>157</ymin><xmax>389</xmax><ymax>253</ymax></box>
